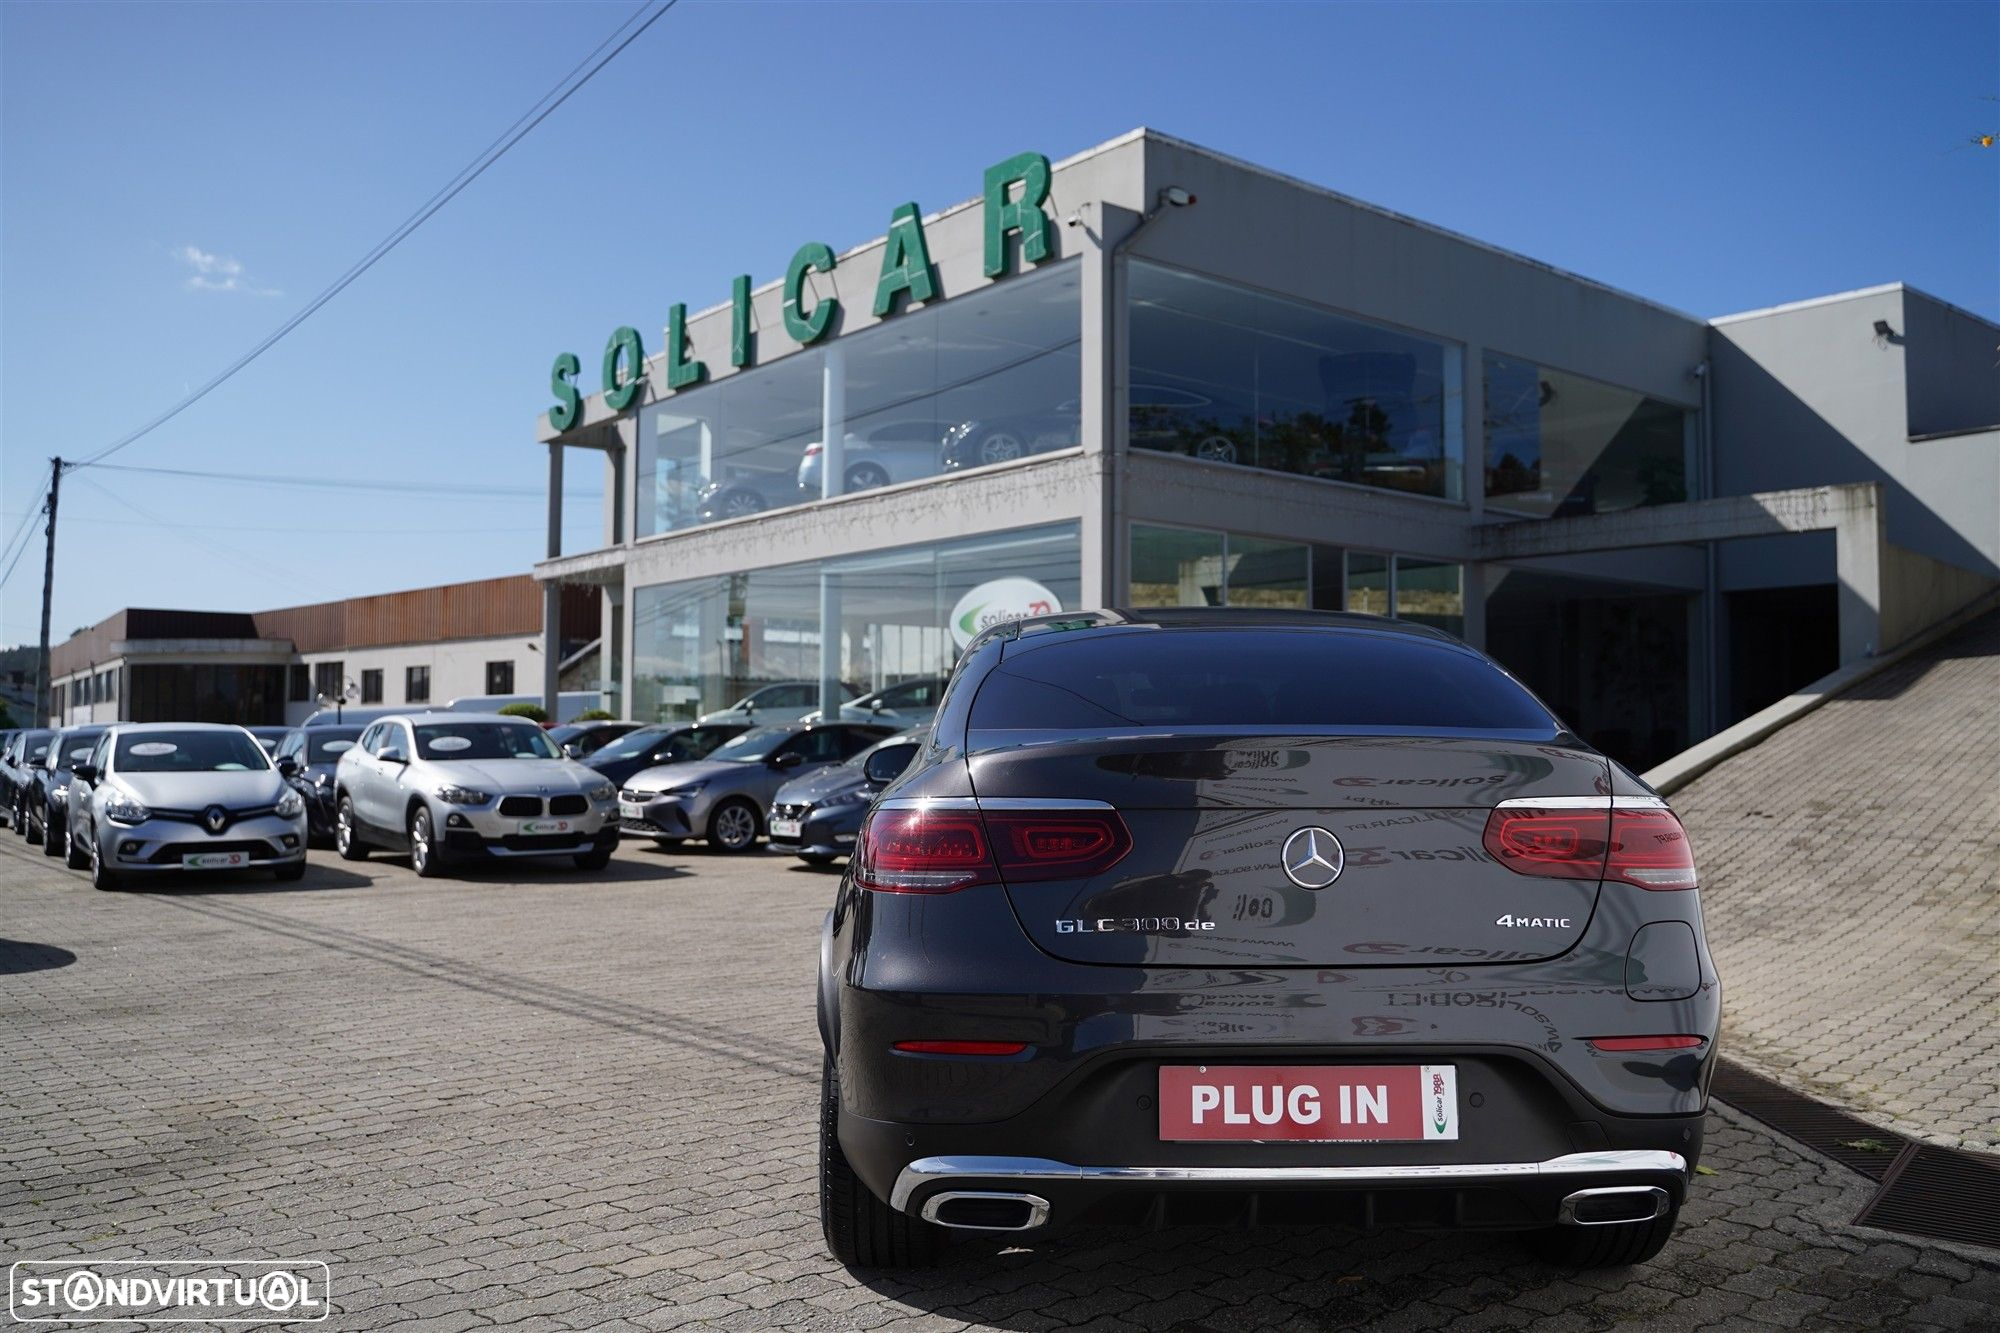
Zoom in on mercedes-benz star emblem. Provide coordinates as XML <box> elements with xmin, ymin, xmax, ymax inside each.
<box><xmin>203</xmin><ymin>805</ymin><xmax>229</xmax><ymax>835</ymax></box>
<box><xmin>1281</xmin><ymin>826</ymin><xmax>1345</xmax><ymax>890</ymax></box>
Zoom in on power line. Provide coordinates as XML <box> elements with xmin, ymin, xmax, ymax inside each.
<box><xmin>66</xmin><ymin>0</ymin><xmax>678</xmax><ymax>474</ymax></box>
<box><xmin>0</xmin><ymin>497</ymin><xmax>45</xmax><ymax>590</ymax></box>
<box><xmin>86</xmin><ymin>461</ymin><xmax>602</xmax><ymax>502</ymax></box>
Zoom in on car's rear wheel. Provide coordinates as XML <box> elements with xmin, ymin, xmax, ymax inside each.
<box><xmin>844</xmin><ymin>462</ymin><xmax>891</xmax><ymax>492</ymax></box>
<box><xmin>1193</xmin><ymin>434</ymin><xmax>1238</xmax><ymax>463</ymax></box>
<box><xmin>1529</xmin><ymin>1202</ymin><xmax>1679</xmax><ymax>1269</ymax></box>
<box><xmin>335</xmin><ymin>797</ymin><xmax>368</xmax><ymax>861</ymax></box>
<box><xmin>63</xmin><ymin>821</ymin><xmax>88</xmax><ymax>869</ymax></box>
<box><xmin>707</xmin><ymin>799</ymin><xmax>760</xmax><ymax>853</ymax></box>
<box><xmin>88</xmin><ymin>828</ymin><xmax>120</xmax><ymax>892</ymax></box>
<box><xmin>573</xmin><ymin>844</ymin><xmax>614</xmax><ymax>871</ymax></box>
<box><xmin>819</xmin><ymin>1056</ymin><xmax>943</xmax><ymax>1269</ymax></box>
<box><xmin>41</xmin><ymin>811</ymin><xmax>62</xmax><ymax>857</ymax></box>
<box><xmin>408</xmin><ymin>807</ymin><xmax>444</xmax><ymax>878</ymax></box>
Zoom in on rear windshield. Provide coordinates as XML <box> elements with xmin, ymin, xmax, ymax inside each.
<box><xmin>307</xmin><ymin>731</ymin><xmax>361</xmax><ymax>763</ymax></box>
<box><xmin>51</xmin><ymin>732</ymin><xmax>104</xmax><ymax>771</ymax></box>
<box><xmin>414</xmin><ymin>723</ymin><xmax>558</xmax><ymax>762</ymax></box>
<box><xmin>116</xmin><ymin>731</ymin><xmax>272</xmax><ymax>773</ymax></box>
<box><xmin>970</xmin><ymin>630</ymin><xmax>1557</xmax><ymax>732</ymax></box>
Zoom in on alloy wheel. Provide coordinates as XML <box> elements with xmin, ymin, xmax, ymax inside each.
<box><xmin>712</xmin><ymin>802</ymin><xmax>757</xmax><ymax>851</ymax></box>
<box><xmin>977</xmin><ymin>432</ymin><xmax>1025</xmax><ymax>464</ymax></box>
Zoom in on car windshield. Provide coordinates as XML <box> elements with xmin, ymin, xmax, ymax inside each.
<box><xmin>306</xmin><ymin>731</ymin><xmax>362</xmax><ymax>764</ymax></box>
<box><xmin>595</xmin><ymin>726</ymin><xmax>675</xmax><ymax>761</ymax></box>
<box><xmin>116</xmin><ymin>730</ymin><xmax>272</xmax><ymax>773</ymax></box>
<box><xmin>705</xmin><ymin>726</ymin><xmax>796</xmax><ymax>762</ymax></box>
<box><xmin>414</xmin><ymin>722</ymin><xmax>559</xmax><ymax>762</ymax></box>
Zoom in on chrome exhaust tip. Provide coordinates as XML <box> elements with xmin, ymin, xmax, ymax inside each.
<box><xmin>919</xmin><ymin>1190</ymin><xmax>1051</xmax><ymax>1232</ymax></box>
<box><xmin>1558</xmin><ymin>1185</ymin><xmax>1670</xmax><ymax>1226</ymax></box>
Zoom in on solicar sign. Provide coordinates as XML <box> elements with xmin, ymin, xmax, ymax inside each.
<box><xmin>949</xmin><ymin>578</ymin><xmax>1062</xmax><ymax>648</ymax></box>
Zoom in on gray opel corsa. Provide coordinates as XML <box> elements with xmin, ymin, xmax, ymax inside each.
<box><xmin>818</xmin><ymin>609</ymin><xmax>1718</xmax><ymax>1270</ymax></box>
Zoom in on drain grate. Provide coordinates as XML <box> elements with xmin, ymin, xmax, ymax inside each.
<box><xmin>1853</xmin><ymin>1144</ymin><xmax>2000</xmax><ymax>1251</ymax></box>
<box><xmin>1710</xmin><ymin>1060</ymin><xmax>1910</xmax><ymax>1180</ymax></box>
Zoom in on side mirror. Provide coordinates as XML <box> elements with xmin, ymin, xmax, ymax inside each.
<box><xmin>276</xmin><ymin>757</ymin><xmax>299</xmax><ymax>778</ymax></box>
<box><xmin>771</xmin><ymin>751</ymin><xmax>805</xmax><ymax>770</ymax></box>
<box><xmin>72</xmin><ymin>763</ymin><xmax>98</xmax><ymax>785</ymax></box>
<box><xmin>862</xmin><ymin>746</ymin><xmax>917</xmax><ymax>786</ymax></box>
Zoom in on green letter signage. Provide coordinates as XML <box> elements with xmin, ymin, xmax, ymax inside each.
<box><xmin>601</xmin><ymin>327</ymin><xmax>644</xmax><ymax>412</ymax></box>
<box><xmin>873</xmin><ymin>202</ymin><xmax>938</xmax><ymax>317</ymax></box>
<box><xmin>549</xmin><ymin>351</ymin><xmax>582</xmax><ymax>431</ymax></box>
<box><xmin>984</xmin><ymin>151</ymin><xmax>1052</xmax><ymax>278</ymax></box>
<box><xmin>783</xmin><ymin>241</ymin><xmax>837</xmax><ymax>344</ymax></box>
<box><xmin>731</xmin><ymin>274</ymin><xmax>753</xmax><ymax>368</ymax></box>
<box><xmin>666</xmin><ymin>302</ymin><xmax>706</xmax><ymax>390</ymax></box>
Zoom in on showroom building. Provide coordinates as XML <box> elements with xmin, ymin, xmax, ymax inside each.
<box><xmin>532</xmin><ymin>129</ymin><xmax>1999</xmax><ymax>772</ymax></box>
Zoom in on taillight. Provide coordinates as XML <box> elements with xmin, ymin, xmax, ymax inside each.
<box><xmin>1586</xmin><ymin>1035</ymin><xmax>1705</xmax><ymax>1052</ymax></box>
<box><xmin>854</xmin><ymin>804</ymin><xmax>1131</xmax><ymax>893</ymax></box>
<box><xmin>853</xmin><ymin>807</ymin><xmax>995</xmax><ymax>893</ymax></box>
<box><xmin>1482</xmin><ymin>801</ymin><xmax>1697</xmax><ymax>891</ymax></box>
<box><xmin>1604</xmin><ymin>809</ymin><xmax>1698</xmax><ymax>890</ymax></box>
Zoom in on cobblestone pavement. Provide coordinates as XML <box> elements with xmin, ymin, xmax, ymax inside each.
<box><xmin>3</xmin><ymin>835</ymin><xmax>1997</xmax><ymax>1332</ymax></box>
<box><xmin>1675</xmin><ymin>609</ymin><xmax>2000</xmax><ymax>1152</ymax></box>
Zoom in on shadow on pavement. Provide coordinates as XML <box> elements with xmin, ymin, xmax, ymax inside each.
<box><xmin>0</xmin><ymin>939</ymin><xmax>78</xmax><ymax>974</ymax></box>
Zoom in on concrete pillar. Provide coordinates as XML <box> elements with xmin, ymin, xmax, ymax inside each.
<box><xmin>542</xmin><ymin>444</ymin><xmax>563</xmax><ymax>717</ymax></box>
<box><xmin>1834</xmin><ymin>495</ymin><xmax>1884</xmax><ymax>664</ymax></box>
<box><xmin>818</xmin><ymin>570</ymin><xmax>844</xmax><ymax>721</ymax></box>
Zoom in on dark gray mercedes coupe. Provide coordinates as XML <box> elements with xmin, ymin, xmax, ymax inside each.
<box><xmin>818</xmin><ymin>608</ymin><xmax>1717</xmax><ymax>1270</ymax></box>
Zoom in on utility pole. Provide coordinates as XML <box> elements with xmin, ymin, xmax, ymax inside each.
<box><xmin>34</xmin><ymin>457</ymin><xmax>61</xmax><ymax>727</ymax></box>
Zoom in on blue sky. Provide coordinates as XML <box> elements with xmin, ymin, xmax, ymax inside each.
<box><xmin>2</xmin><ymin>0</ymin><xmax>1994</xmax><ymax>643</ymax></box>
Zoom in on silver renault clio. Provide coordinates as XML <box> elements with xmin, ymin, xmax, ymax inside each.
<box><xmin>333</xmin><ymin>713</ymin><xmax>620</xmax><ymax>876</ymax></box>
<box><xmin>66</xmin><ymin>723</ymin><xmax>309</xmax><ymax>890</ymax></box>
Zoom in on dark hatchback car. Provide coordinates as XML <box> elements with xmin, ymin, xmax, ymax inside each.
<box><xmin>581</xmin><ymin>722</ymin><xmax>752</xmax><ymax>790</ymax></box>
<box><xmin>818</xmin><ymin>609</ymin><xmax>1716</xmax><ymax>1270</ymax></box>
<box><xmin>273</xmin><ymin>725</ymin><xmax>364</xmax><ymax>846</ymax></box>
<box><xmin>22</xmin><ymin>726</ymin><xmax>107</xmax><ymax>856</ymax></box>
<box><xmin>768</xmin><ymin>729</ymin><xmax>924</xmax><ymax>866</ymax></box>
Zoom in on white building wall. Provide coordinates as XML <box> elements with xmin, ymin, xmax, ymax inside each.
<box><xmin>288</xmin><ymin>635</ymin><xmax>542</xmax><ymax>723</ymax></box>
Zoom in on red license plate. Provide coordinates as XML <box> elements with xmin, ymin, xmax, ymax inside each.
<box><xmin>1158</xmin><ymin>1064</ymin><xmax>1459</xmax><ymax>1142</ymax></box>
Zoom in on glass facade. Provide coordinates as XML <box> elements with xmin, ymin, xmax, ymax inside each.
<box><xmin>1483</xmin><ymin>354</ymin><xmax>1688</xmax><ymax>518</ymax></box>
<box><xmin>1129</xmin><ymin>525</ymin><xmax>1309</xmax><ymax>608</ymax></box>
<box><xmin>631</xmin><ymin>524</ymin><xmax>1079</xmax><ymax>723</ymax></box>
<box><xmin>128</xmin><ymin>663</ymin><xmax>287</xmax><ymax>725</ymax></box>
<box><xmin>1127</xmin><ymin>262</ymin><xmax>1463</xmax><ymax>498</ymax></box>
<box><xmin>635</xmin><ymin>262</ymin><xmax>1081</xmax><ymax>537</ymax></box>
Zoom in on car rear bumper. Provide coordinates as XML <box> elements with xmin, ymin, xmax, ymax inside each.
<box><xmin>884</xmin><ymin>1148</ymin><xmax>1686</xmax><ymax>1233</ymax></box>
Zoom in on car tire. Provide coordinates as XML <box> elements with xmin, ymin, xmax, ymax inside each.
<box><xmin>88</xmin><ymin>829</ymin><xmax>120</xmax><ymax>891</ymax></box>
<box><xmin>335</xmin><ymin>797</ymin><xmax>368</xmax><ymax>861</ymax></box>
<box><xmin>41</xmin><ymin>812</ymin><xmax>62</xmax><ymax>857</ymax></box>
<box><xmin>1193</xmin><ymin>435</ymin><xmax>1238</xmax><ymax>463</ymax></box>
<box><xmin>64</xmin><ymin>821</ymin><xmax>88</xmax><ymax>870</ymax></box>
<box><xmin>974</xmin><ymin>430</ymin><xmax>1025</xmax><ymax>465</ymax></box>
<box><xmin>720</xmin><ymin>489</ymin><xmax>768</xmax><ymax>520</ymax></box>
<box><xmin>844</xmin><ymin>462</ymin><xmax>891</xmax><ymax>492</ymax></box>
<box><xmin>1529</xmin><ymin>1202</ymin><xmax>1679</xmax><ymax>1269</ymax></box>
<box><xmin>707</xmin><ymin>798</ymin><xmax>760</xmax><ymax>853</ymax></box>
<box><xmin>408</xmin><ymin>806</ymin><xmax>444</xmax><ymax>878</ymax></box>
<box><xmin>819</xmin><ymin>1056</ymin><xmax>943</xmax><ymax>1269</ymax></box>
<box><xmin>573</xmin><ymin>844</ymin><xmax>615</xmax><ymax>871</ymax></box>
<box><xmin>273</xmin><ymin>859</ymin><xmax>307</xmax><ymax>883</ymax></box>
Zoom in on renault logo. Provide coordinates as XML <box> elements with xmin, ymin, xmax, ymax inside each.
<box><xmin>203</xmin><ymin>805</ymin><xmax>229</xmax><ymax>835</ymax></box>
<box><xmin>1281</xmin><ymin>826</ymin><xmax>1344</xmax><ymax>890</ymax></box>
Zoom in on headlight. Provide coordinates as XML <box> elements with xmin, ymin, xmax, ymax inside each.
<box><xmin>588</xmin><ymin>782</ymin><xmax>616</xmax><ymax>803</ymax></box>
<box><xmin>818</xmin><ymin>790</ymin><xmax>864</xmax><ymax>810</ymax></box>
<box><xmin>276</xmin><ymin>790</ymin><xmax>305</xmax><ymax>819</ymax></box>
<box><xmin>101</xmin><ymin>792</ymin><xmax>151</xmax><ymax>825</ymax></box>
<box><xmin>435</xmin><ymin>785</ymin><xmax>494</xmax><ymax>806</ymax></box>
<box><xmin>664</xmin><ymin>782</ymin><xmax>706</xmax><ymax>797</ymax></box>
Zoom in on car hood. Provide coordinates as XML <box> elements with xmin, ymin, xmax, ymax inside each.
<box><xmin>774</xmin><ymin>766</ymin><xmax>865</xmax><ymax>806</ymax></box>
<box><xmin>420</xmin><ymin>758</ymin><xmax>599</xmax><ymax>794</ymax></box>
<box><xmin>114</xmin><ymin>769</ymin><xmax>288</xmax><ymax>809</ymax></box>
<box><xmin>623</xmin><ymin>758</ymin><xmax>759</xmax><ymax>794</ymax></box>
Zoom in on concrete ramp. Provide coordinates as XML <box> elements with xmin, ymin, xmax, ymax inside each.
<box><xmin>1667</xmin><ymin>607</ymin><xmax>2000</xmax><ymax>1149</ymax></box>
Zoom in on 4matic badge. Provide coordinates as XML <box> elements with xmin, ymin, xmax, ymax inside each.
<box><xmin>1494</xmin><ymin>913</ymin><xmax>1572</xmax><ymax>929</ymax></box>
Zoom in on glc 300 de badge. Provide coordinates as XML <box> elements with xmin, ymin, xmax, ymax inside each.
<box><xmin>1281</xmin><ymin>826</ymin><xmax>1345</xmax><ymax>889</ymax></box>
